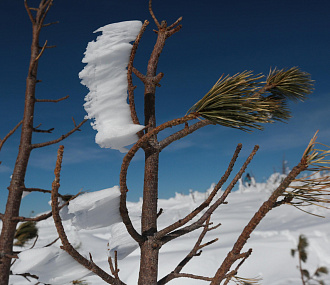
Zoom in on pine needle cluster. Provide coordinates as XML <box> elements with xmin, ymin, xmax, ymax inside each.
<box><xmin>14</xmin><ymin>221</ymin><xmax>38</xmax><ymax>247</ymax></box>
<box><xmin>188</xmin><ymin>67</ymin><xmax>313</xmax><ymax>131</ymax></box>
<box><xmin>282</xmin><ymin>132</ymin><xmax>330</xmax><ymax>215</ymax></box>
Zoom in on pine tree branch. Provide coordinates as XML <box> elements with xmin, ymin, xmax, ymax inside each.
<box><xmin>31</xmin><ymin>119</ymin><xmax>87</xmax><ymax>149</ymax></box>
<box><xmin>12</xmin><ymin>191</ymin><xmax>81</xmax><ymax>222</ymax></box>
<box><xmin>120</xmin><ymin>115</ymin><xmax>198</xmax><ymax>243</ymax></box>
<box><xmin>158</xmin><ymin>217</ymin><xmax>219</xmax><ymax>284</ymax></box>
<box><xmin>0</xmin><ymin>120</ymin><xmax>23</xmax><ymax>153</ymax></box>
<box><xmin>51</xmin><ymin>146</ymin><xmax>124</xmax><ymax>285</ymax></box>
<box><xmin>161</xmin><ymin>145</ymin><xmax>259</xmax><ymax>244</ymax></box>
<box><xmin>128</xmin><ymin>20</ymin><xmax>149</xmax><ymax>137</ymax></box>
<box><xmin>159</xmin><ymin>120</ymin><xmax>212</xmax><ymax>150</ymax></box>
<box><xmin>35</xmin><ymin>95</ymin><xmax>69</xmax><ymax>103</ymax></box>
<box><xmin>149</xmin><ymin>0</ymin><xmax>160</xmax><ymax>28</ymax></box>
<box><xmin>156</xmin><ymin>143</ymin><xmax>243</xmax><ymax>240</ymax></box>
<box><xmin>210</xmin><ymin>158</ymin><xmax>307</xmax><ymax>284</ymax></box>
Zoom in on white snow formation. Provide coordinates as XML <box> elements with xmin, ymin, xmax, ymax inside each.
<box><xmin>79</xmin><ymin>21</ymin><xmax>145</xmax><ymax>152</ymax></box>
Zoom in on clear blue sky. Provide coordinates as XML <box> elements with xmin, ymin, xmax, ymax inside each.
<box><xmin>0</xmin><ymin>0</ymin><xmax>329</xmax><ymax>217</ymax></box>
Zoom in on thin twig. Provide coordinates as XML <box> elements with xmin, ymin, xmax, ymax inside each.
<box><xmin>35</xmin><ymin>95</ymin><xmax>69</xmax><ymax>103</ymax></box>
<box><xmin>31</xmin><ymin>119</ymin><xmax>87</xmax><ymax>149</ymax></box>
<box><xmin>149</xmin><ymin>0</ymin><xmax>160</xmax><ymax>28</ymax></box>
<box><xmin>35</xmin><ymin>40</ymin><xmax>48</xmax><ymax>61</ymax></box>
<box><xmin>128</xmin><ymin>20</ymin><xmax>149</xmax><ymax>134</ymax></box>
<box><xmin>156</xmin><ymin>143</ymin><xmax>243</xmax><ymax>240</ymax></box>
<box><xmin>161</xmin><ymin>145</ymin><xmax>259</xmax><ymax>244</ymax></box>
<box><xmin>0</xmin><ymin>120</ymin><xmax>23</xmax><ymax>152</ymax></box>
<box><xmin>24</xmin><ymin>0</ymin><xmax>35</xmax><ymax>24</ymax></box>
<box><xmin>210</xmin><ymin>160</ymin><xmax>307</xmax><ymax>284</ymax></box>
<box><xmin>159</xmin><ymin>120</ymin><xmax>212</xmax><ymax>151</ymax></box>
<box><xmin>158</xmin><ymin>217</ymin><xmax>219</xmax><ymax>284</ymax></box>
<box><xmin>12</xmin><ymin>191</ymin><xmax>81</xmax><ymax>222</ymax></box>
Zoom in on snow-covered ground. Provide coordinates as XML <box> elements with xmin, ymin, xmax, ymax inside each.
<box><xmin>7</xmin><ymin>174</ymin><xmax>330</xmax><ymax>284</ymax></box>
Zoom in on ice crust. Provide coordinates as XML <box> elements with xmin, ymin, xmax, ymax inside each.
<box><xmin>79</xmin><ymin>21</ymin><xmax>144</xmax><ymax>152</ymax></box>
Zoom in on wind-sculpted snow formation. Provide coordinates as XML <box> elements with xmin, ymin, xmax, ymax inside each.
<box><xmin>63</xmin><ymin>186</ymin><xmax>122</xmax><ymax>230</ymax></box>
<box><xmin>79</xmin><ymin>21</ymin><xmax>144</xmax><ymax>152</ymax></box>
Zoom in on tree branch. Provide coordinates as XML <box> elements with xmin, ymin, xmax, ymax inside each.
<box><xmin>51</xmin><ymin>146</ymin><xmax>124</xmax><ymax>285</ymax></box>
<box><xmin>35</xmin><ymin>40</ymin><xmax>48</xmax><ymax>61</ymax></box>
<box><xmin>156</xmin><ymin>143</ymin><xmax>243</xmax><ymax>240</ymax></box>
<box><xmin>120</xmin><ymin>114</ymin><xmax>198</xmax><ymax>243</ymax></box>
<box><xmin>12</xmin><ymin>191</ymin><xmax>81</xmax><ymax>222</ymax></box>
<box><xmin>128</xmin><ymin>20</ymin><xmax>149</xmax><ymax>135</ymax></box>
<box><xmin>210</xmin><ymin>159</ymin><xmax>307</xmax><ymax>284</ymax></box>
<box><xmin>158</xmin><ymin>217</ymin><xmax>219</xmax><ymax>284</ymax></box>
<box><xmin>161</xmin><ymin>145</ymin><xmax>259</xmax><ymax>244</ymax></box>
<box><xmin>24</xmin><ymin>0</ymin><xmax>36</xmax><ymax>24</ymax></box>
<box><xmin>0</xmin><ymin>120</ymin><xmax>23</xmax><ymax>153</ymax></box>
<box><xmin>35</xmin><ymin>95</ymin><xmax>69</xmax><ymax>103</ymax></box>
<box><xmin>149</xmin><ymin>0</ymin><xmax>160</xmax><ymax>28</ymax></box>
<box><xmin>42</xmin><ymin>20</ymin><xmax>59</xmax><ymax>27</ymax></box>
<box><xmin>159</xmin><ymin>120</ymin><xmax>212</xmax><ymax>151</ymax></box>
<box><xmin>31</xmin><ymin>119</ymin><xmax>87</xmax><ymax>149</ymax></box>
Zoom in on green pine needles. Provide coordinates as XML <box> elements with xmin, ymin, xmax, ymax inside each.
<box><xmin>281</xmin><ymin>132</ymin><xmax>330</xmax><ymax>216</ymax></box>
<box><xmin>14</xmin><ymin>221</ymin><xmax>38</xmax><ymax>247</ymax></box>
<box><xmin>187</xmin><ymin>67</ymin><xmax>313</xmax><ymax>131</ymax></box>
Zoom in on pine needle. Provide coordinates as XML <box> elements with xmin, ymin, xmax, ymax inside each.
<box><xmin>188</xmin><ymin>67</ymin><xmax>314</xmax><ymax>131</ymax></box>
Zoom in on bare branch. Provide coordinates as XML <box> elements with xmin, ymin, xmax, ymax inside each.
<box><xmin>35</xmin><ymin>95</ymin><xmax>69</xmax><ymax>103</ymax></box>
<box><xmin>156</xmin><ymin>143</ymin><xmax>243</xmax><ymax>240</ymax></box>
<box><xmin>166</xmin><ymin>24</ymin><xmax>182</xmax><ymax>38</ymax></box>
<box><xmin>167</xmin><ymin>16</ymin><xmax>183</xmax><ymax>30</ymax></box>
<box><xmin>44</xmin><ymin>237</ymin><xmax>59</xmax><ymax>247</ymax></box>
<box><xmin>120</xmin><ymin>114</ymin><xmax>198</xmax><ymax>243</ymax></box>
<box><xmin>33</xmin><ymin>126</ymin><xmax>54</xmax><ymax>133</ymax></box>
<box><xmin>108</xmin><ymin>251</ymin><xmax>121</xmax><ymax>282</ymax></box>
<box><xmin>24</xmin><ymin>0</ymin><xmax>35</xmax><ymax>24</ymax></box>
<box><xmin>210</xmin><ymin>160</ymin><xmax>307</xmax><ymax>284</ymax></box>
<box><xmin>51</xmin><ymin>146</ymin><xmax>124</xmax><ymax>285</ymax></box>
<box><xmin>149</xmin><ymin>0</ymin><xmax>160</xmax><ymax>28</ymax></box>
<box><xmin>13</xmin><ymin>191</ymin><xmax>81</xmax><ymax>222</ymax></box>
<box><xmin>31</xmin><ymin>119</ymin><xmax>87</xmax><ymax>149</ymax></box>
<box><xmin>223</xmin><ymin>249</ymin><xmax>253</xmax><ymax>285</ymax></box>
<box><xmin>161</xmin><ymin>145</ymin><xmax>259</xmax><ymax>244</ymax></box>
<box><xmin>132</xmin><ymin>67</ymin><xmax>146</xmax><ymax>83</ymax></box>
<box><xmin>35</xmin><ymin>40</ymin><xmax>48</xmax><ymax>61</ymax></box>
<box><xmin>43</xmin><ymin>20</ymin><xmax>59</xmax><ymax>27</ymax></box>
<box><xmin>158</xmin><ymin>217</ymin><xmax>218</xmax><ymax>284</ymax></box>
<box><xmin>38</xmin><ymin>0</ymin><xmax>53</xmax><ymax>27</ymax></box>
<box><xmin>0</xmin><ymin>120</ymin><xmax>23</xmax><ymax>152</ymax></box>
<box><xmin>128</xmin><ymin>20</ymin><xmax>149</xmax><ymax>133</ymax></box>
<box><xmin>159</xmin><ymin>120</ymin><xmax>212</xmax><ymax>150</ymax></box>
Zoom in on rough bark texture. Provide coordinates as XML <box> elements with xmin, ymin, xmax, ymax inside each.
<box><xmin>0</xmin><ymin>21</ymin><xmax>39</xmax><ymax>284</ymax></box>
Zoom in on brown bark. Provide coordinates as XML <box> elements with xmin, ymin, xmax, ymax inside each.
<box><xmin>135</xmin><ymin>3</ymin><xmax>182</xmax><ymax>283</ymax></box>
<box><xmin>0</xmin><ymin>2</ymin><xmax>85</xmax><ymax>284</ymax></box>
<box><xmin>0</xmin><ymin>18</ymin><xmax>40</xmax><ymax>284</ymax></box>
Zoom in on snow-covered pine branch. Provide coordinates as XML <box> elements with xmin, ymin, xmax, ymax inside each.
<box><xmin>79</xmin><ymin>20</ymin><xmax>144</xmax><ymax>152</ymax></box>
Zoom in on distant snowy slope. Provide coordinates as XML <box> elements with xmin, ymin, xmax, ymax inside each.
<box><xmin>9</xmin><ymin>174</ymin><xmax>330</xmax><ymax>284</ymax></box>
<box><xmin>79</xmin><ymin>21</ymin><xmax>145</xmax><ymax>152</ymax></box>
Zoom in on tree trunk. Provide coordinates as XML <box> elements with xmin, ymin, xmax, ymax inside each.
<box><xmin>0</xmin><ymin>23</ymin><xmax>39</xmax><ymax>285</ymax></box>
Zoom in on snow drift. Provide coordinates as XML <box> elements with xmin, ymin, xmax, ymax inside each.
<box><xmin>79</xmin><ymin>21</ymin><xmax>145</xmax><ymax>152</ymax></box>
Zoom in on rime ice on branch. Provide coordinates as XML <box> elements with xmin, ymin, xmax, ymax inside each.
<box><xmin>79</xmin><ymin>20</ymin><xmax>144</xmax><ymax>152</ymax></box>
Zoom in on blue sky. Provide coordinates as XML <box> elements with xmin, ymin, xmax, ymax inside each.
<box><xmin>0</xmin><ymin>0</ymin><xmax>329</xmax><ymax>217</ymax></box>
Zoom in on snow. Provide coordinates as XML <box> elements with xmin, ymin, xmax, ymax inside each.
<box><xmin>79</xmin><ymin>21</ymin><xmax>145</xmax><ymax>152</ymax></box>
<box><xmin>9</xmin><ymin>173</ymin><xmax>330</xmax><ymax>284</ymax></box>
<box><xmin>65</xmin><ymin>186</ymin><xmax>122</xmax><ymax>230</ymax></box>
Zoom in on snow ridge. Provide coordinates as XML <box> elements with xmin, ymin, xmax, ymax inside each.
<box><xmin>79</xmin><ymin>21</ymin><xmax>144</xmax><ymax>152</ymax></box>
